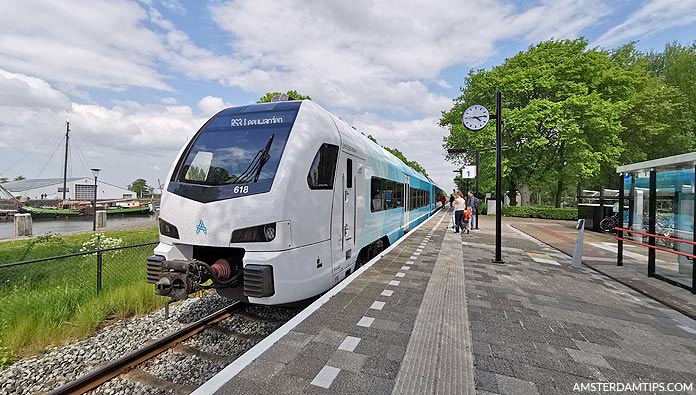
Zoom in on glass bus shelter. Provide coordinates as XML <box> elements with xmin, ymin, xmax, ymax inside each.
<box><xmin>615</xmin><ymin>152</ymin><xmax>696</xmax><ymax>293</ymax></box>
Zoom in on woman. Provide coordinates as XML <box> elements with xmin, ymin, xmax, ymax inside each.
<box><xmin>453</xmin><ymin>191</ymin><xmax>466</xmax><ymax>233</ymax></box>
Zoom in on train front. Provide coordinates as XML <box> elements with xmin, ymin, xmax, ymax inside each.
<box><xmin>146</xmin><ymin>100</ymin><xmax>328</xmax><ymax>309</ymax></box>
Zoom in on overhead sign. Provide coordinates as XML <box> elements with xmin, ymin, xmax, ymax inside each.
<box><xmin>461</xmin><ymin>165</ymin><xmax>476</xmax><ymax>179</ymax></box>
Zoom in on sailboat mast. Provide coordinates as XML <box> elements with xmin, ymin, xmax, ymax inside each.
<box><xmin>62</xmin><ymin>121</ymin><xmax>70</xmax><ymax>200</ymax></box>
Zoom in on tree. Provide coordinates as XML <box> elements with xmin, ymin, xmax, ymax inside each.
<box><xmin>441</xmin><ymin>38</ymin><xmax>679</xmax><ymax>207</ymax></box>
<box><xmin>13</xmin><ymin>176</ymin><xmax>25</xmax><ymax>181</ymax></box>
<box><xmin>128</xmin><ymin>178</ymin><xmax>150</xmax><ymax>197</ymax></box>
<box><xmin>0</xmin><ymin>177</ymin><xmax>8</xmax><ymax>183</ymax></box>
<box><xmin>257</xmin><ymin>90</ymin><xmax>311</xmax><ymax>103</ymax></box>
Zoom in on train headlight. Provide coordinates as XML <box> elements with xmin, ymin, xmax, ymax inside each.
<box><xmin>264</xmin><ymin>224</ymin><xmax>276</xmax><ymax>241</ymax></box>
<box><xmin>231</xmin><ymin>222</ymin><xmax>276</xmax><ymax>243</ymax></box>
<box><xmin>159</xmin><ymin>219</ymin><xmax>179</xmax><ymax>239</ymax></box>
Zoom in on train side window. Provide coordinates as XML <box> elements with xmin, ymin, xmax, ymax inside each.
<box><xmin>371</xmin><ymin>177</ymin><xmax>383</xmax><ymax>212</ymax></box>
<box><xmin>393</xmin><ymin>181</ymin><xmax>403</xmax><ymax>208</ymax></box>
<box><xmin>347</xmin><ymin>158</ymin><xmax>353</xmax><ymax>188</ymax></box>
<box><xmin>307</xmin><ymin>143</ymin><xmax>339</xmax><ymax>190</ymax></box>
<box><xmin>384</xmin><ymin>179</ymin><xmax>393</xmax><ymax>209</ymax></box>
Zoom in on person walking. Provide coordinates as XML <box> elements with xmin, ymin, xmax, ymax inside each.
<box><xmin>449</xmin><ymin>192</ymin><xmax>455</xmax><ymax>209</ymax></box>
<box><xmin>453</xmin><ymin>191</ymin><xmax>466</xmax><ymax>233</ymax></box>
<box><xmin>467</xmin><ymin>191</ymin><xmax>478</xmax><ymax>229</ymax></box>
<box><xmin>439</xmin><ymin>193</ymin><xmax>446</xmax><ymax>208</ymax></box>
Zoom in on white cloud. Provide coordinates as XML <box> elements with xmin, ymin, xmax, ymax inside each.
<box><xmin>160</xmin><ymin>97</ymin><xmax>178</xmax><ymax>105</ymax></box>
<box><xmin>0</xmin><ymin>69</ymin><xmax>71</xmax><ymax>110</ymax></box>
<box><xmin>159</xmin><ymin>0</ymin><xmax>186</xmax><ymax>15</ymax></box>
<box><xmin>197</xmin><ymin>96</ymin><xmax>234</xmax><ymax>117</ymax></box>
<box><xmin>0</xmin><ymin>0</ymin><xmax>611</xmax><ymax>118</ymax></box>
<box><xmin>347</xmin><ymin>112</ymin><xmax>455</xmax><ymax>190</ymax></box>
<box><xmin>0</xmin><ymin>0</ymin><xmax>170</xmax><ymax>90</ymax></box>
<box><xmin>209</xmin><ymin>0</ymin><xmax>610</xmax><ymax>117</ymax></box>
<box><xmin>0</xmin><ymin>69</ymin><xmax>205</xmax><ymax>186</ymax></box>
<box><xmin>434</xmin><ymin>79</ymin><xmax>453</xmax><ymax>89</ymax></box>
<box><xmin>594</xmin><ymin>0</ymin><xmax>696</xmax><ymax>46</ymax></box>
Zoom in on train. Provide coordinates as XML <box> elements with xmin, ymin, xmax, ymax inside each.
<box><xmin>147</xmin><ymin>99</ymin><xmax>445</xmax><ymax>310</ymax></box>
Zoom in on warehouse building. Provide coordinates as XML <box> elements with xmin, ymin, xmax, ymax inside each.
<box><xmin>1</xmin><ymin>178</ymin><xmax>135</xmax><ymax>201</ymax></box>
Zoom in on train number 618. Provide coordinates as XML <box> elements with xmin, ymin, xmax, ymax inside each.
<box><xmin>233</xmin><ymin>186</ymin><xmax>249</xmax><ymax>194</ymax></box>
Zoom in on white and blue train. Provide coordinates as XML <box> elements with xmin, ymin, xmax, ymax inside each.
<box><xmin>147</xmin><ymin>99</ymin><xmax>444</xmax><ymax>307</ymax></box>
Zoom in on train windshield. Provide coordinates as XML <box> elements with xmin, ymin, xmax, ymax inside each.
<box><xmin>168</xmin><ymin>104</ymin><xmax>299</xmax><ymax>203</ymax></box>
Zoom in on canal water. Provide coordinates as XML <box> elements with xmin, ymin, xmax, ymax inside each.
<box><xmin>0</xmin><ymin>215</ymin><xmax>158</xmax><ymax>240</ymax></box>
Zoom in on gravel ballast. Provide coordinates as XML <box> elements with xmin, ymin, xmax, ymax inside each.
<box><xmin>0</xmin><ymin>294</ymin><xmax>235</xmax><ymax>395</ymax></box>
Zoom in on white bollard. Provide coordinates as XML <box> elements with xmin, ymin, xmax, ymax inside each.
<box><xmin>96</xmin><ymin>210</ymin><xmax>107</xmax><ymax>229</ymax></box>
<box><xmin>572</xmin><ymin>219</ymin><xmax>585</xmax><ymax>268</ymax></box>
<box><xmin>14</xmin><ymin>213</ymin><xmax>32</xmax><ymax>237</ymax></box>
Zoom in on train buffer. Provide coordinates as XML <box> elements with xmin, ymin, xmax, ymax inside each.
<box><xmin>191</xmin><ymin>210</ymin><xmax>696</xmax><ymax>395</ymax></box>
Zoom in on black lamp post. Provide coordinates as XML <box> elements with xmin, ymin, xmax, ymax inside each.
<box><xmin>449</xmin><ymin>89</ymin><xmax>505</xmax><ymax>263</ymax></box>
<box><xmin>91</xmin><ymin>168</ymin><xmax>101</xmax><ymax>231</ymax></box>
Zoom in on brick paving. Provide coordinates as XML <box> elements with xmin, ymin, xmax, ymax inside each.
<box><xmin>207</xmin><ymin>212</ymin><xmax>696</xmax><ymax>395</ymax></box>
<box><xmin>468</xmin><ymin>217</ymin><xmax>696</xmax><ymax>394</ymax></box>
<box><xmin>511</xmin><ymin>219</ymin><xmax>696</xmax><ymax>320</ymax></box>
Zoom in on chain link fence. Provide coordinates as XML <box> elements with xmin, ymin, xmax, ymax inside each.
<box><xmin>0</xmin><ymin>238</ymin><xmax>158</xmax><ymax>295</ymax></box>
<box><xmin>0</xmin><ymin>238</ymin><xmax>160</xmax><ymax>366</ymax></box>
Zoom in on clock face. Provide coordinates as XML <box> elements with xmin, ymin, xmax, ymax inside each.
<box><xmin>462</xmin><ymin>104</ymin><xmax>490</xmax><ymax>131</ymax></box>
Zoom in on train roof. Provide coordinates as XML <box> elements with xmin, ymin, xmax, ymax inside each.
<box><xmin>214</xmin><ymin>100</ymin><xmax>436</xmax><ymax>188</ymax></box>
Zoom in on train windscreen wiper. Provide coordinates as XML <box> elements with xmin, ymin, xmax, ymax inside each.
<box><xmin>252</xmin><ymin>134</ymin><xmax>274</xmax><ymax>182</ymax></box>
<box><xmin>230</xmin><ymin>134</ymin><xmax>274</xmax><ymax>184</ymax></box>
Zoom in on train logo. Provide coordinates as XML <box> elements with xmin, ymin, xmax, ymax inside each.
<box><xmin>196</xmin><ymin>219</ymin><xmax>208</xmax><ymax>235</ymax></box>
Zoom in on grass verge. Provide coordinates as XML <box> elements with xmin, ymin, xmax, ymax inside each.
<box><xmin>0</xmin><ymin>226</ymin><xmax>163</xmax><ymax>370</ymax></box>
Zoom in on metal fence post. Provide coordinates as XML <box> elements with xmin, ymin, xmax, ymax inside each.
<box><xmin>97</xmin><ymin>235</ymin><xmax>103</xmax><ymax>294</ymax></box>
<box><xmin>572</xmin><ymin>219</ymin><xmax>585</xmax><ymax>268</ymax></box>
<box><xmin>648</xmin><ymin>169</ymin><xmax>656</xmax><ymax>277</ymax></box>
<box><xmin>617</xmin><ymin>173</ymin><xmax>624</xmax><ymax>266</ymax></box>
<box><xmin>692</xmin><ymin>164</ymin><xmax>695</xmax><ymax>294</ymax></box>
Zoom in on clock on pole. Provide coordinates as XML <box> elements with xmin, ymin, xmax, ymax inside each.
<box><xmin>462</xmin><ymin>104</ymin><xmax>490</xmax><ymax>131</ymax></box>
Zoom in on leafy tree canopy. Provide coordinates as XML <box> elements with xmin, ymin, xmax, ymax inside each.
<box><xmin>441</xmin><ymin>38</ymin><xmax>695</xmax><ymax>207</ymax></box>
<box><xmin>257</xmin><ymin>90</ymin><xmax>311</xmax><ymax>103</ymax></box>
<box><xmin>13</xmin><ymin>176</ymin><xmax>25</xmax><ymax>181</ymax></box>
<box><xmin>128</xmin><ymin>178</ymin><xmax>150</xmax><ymax>196</ymax></box>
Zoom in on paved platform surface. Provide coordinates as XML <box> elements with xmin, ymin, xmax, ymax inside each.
<box><xmin>511</xmin><ymin>219</ymin><xmax>696</xmax><ymax>320</ymax></box>
<box><xmin>208</xmin><ymin>212</ymin><xmax>696</xmax><ymax>395</ymax></box>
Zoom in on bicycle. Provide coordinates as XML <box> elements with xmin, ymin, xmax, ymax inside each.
<box><xmin>599</xmin><ymin>213</ymin><xmax>619</xmax><ymax>233</ymax></box>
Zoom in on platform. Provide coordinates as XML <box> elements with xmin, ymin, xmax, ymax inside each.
<box><xmin>194</xmin><ymin>210</ymin><xmax>696</xmax><ymax>395</ymax></box>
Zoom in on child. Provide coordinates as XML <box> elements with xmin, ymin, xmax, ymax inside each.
<box><xmin>462</xmin><ymin>206</ymin><xmax>472</xmax><ymax>234</ymax></box>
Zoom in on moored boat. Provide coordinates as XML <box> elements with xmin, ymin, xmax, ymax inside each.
<box><xmin>0</xmin><ymin>209</ymin><xmax>18</xmax><ymax>221</ymax></box>
<box><xmin>20</xmin><ymin>205</ymin><xmax>84</xmax><ymax>218</ymax></box>
<box><xmin>81</xmin><ymin>200</ymin><xmax>153</xmax><ymax>216</ymax></box>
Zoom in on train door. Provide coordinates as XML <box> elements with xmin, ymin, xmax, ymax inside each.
<box><xmin>403</xmin><ymin>175</ymin><xmax>410</xmax><ymax>231</ymax></box>
<box><xmin>331</xmin><ymin>153</ymin><xmax>361</xmax><ymax>282</ymax></box>
<box><xmin>342</xmin><ymin>155</ymin><xmax>358</xmax><ymax>263</ymax></box>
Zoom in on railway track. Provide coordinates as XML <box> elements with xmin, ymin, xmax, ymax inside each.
<box><xmin>46</xmin><ymin>303</ymin><xmax>245</xmax><ymax>395</ymax></box>
<box><xmin>42</xmin><ymin>301</ymin><xmax>300</xmax><ymax>395</ymax></box>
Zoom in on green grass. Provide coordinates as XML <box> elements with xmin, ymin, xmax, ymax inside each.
<box><xmin>0</xmin><ymin>226</ymin><xmax>163</xmax><ymax>370</ymax></box>
<box><xmin>0</xmin><ymin>226</ymin><xmax>158</xmax><ymax>264</ymax></box>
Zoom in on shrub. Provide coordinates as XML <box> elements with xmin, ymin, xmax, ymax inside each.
<box><xmin>502</xmin><ymin>205</ymin><xmax>577</xmax><ymax>220</ymax></box>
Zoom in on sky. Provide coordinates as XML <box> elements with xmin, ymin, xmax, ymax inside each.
<box><xmin>0</xmin><ymin>0</ymin><xmax>695</xmax><ymax>192</ymax></box>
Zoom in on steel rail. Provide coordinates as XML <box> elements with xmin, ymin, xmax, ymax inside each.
<box><xmin>613</xmin><ymin>227</ymin><xmax>696</xmax><ymax>246</ymax></box>
<box><xmin>47</xmin><ymin>302</ymin><xmax>245</xmax><ymax>395</ymax></box>
<box><xmin>614</xmin><ymin>236</ymin><xmax>696</xmax><ymax>260</ymax></box>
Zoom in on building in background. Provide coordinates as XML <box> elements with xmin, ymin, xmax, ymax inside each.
<box><xmin>1</xmin><ymin>178</ymin><xmax>135</xmax><ymax>201</ymax></box>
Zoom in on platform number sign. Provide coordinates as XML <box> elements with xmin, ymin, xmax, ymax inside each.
<box><xmin>461</xmin><ymin>165</ymin><xmax>476</xmax><ymax>179</ymax></box>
